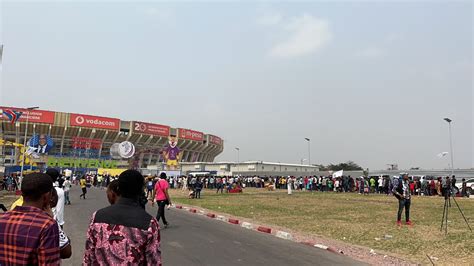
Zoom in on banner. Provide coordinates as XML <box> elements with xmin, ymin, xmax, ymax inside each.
<box><xmin>179</xmin><ymin>128</ymin><xmax>204</xmax><ymax>141</ymax></box>
<box><xmin>70</xmin><ymin>113</ymin><xmax>120</xmax><ymax>130</ymax></box>
<box><xmin>0</xmin><ymin>106</ymin><xmax>55</xmax><ymax>124</ymax></box>
<box><xmin>209</xmin><ymin>135</ymin><xmax>223</xmax><ymax>145</ymax></box>
<box><xmin>47</xmin><ymin>157</ymin><xmax>118</xmax><ymax>169</ymax></box>
<box><xmin>72</xmin><ymin>137</ymin><xmax>102</xmax><ymax>150</ymax></box>
<box><xmin>28</xmin><ymin>134</ymin><xmax>54</xmax><ymax>155</ymax></box>
<box><xmin>132</xmin><ymin>121</ymin><xmax>170</xmax><ymax>136</ymax></box>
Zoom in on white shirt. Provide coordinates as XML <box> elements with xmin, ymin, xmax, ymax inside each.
<box><xmin>378</xmin><ymin>178</ymin><xmax>383</xmax><ymax>187</ymax></box>
<box><xmin>53</xmin><ymin>183</ymin><xmax>65</xmax><ymax>226</ymax></box>
<box><xmin>63</xmin><ymin>180</ymin><xmax>72</xmax><ymax>192</ymax></box>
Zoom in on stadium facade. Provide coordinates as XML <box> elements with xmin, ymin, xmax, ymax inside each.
<box><xmin>0</xmin><ymin>106</ymin><xmax>223</xmax><ymax>172</ymax></box>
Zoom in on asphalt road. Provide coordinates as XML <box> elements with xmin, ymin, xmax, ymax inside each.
<box><xmin>63</xmin><ymin>186</ymin><xmax>364</xmax><ymax>266</ymax></box>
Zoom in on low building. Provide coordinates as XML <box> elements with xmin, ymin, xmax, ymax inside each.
<box><xmin>180</xmin><ymin>161</ymin><xmax>320</xmax><ymax>176</ymax></box>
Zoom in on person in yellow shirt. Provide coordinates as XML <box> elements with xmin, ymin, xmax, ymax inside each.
<box><xmin>79</xmin><ymin>176</ymin><xmax>87</xmax><ymax>199</ymax></box>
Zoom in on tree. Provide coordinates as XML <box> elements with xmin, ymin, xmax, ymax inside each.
<box><xmin>326</xmin><ymin>161</ymin><xmax>363</xmax><ymax>171</ymax></box>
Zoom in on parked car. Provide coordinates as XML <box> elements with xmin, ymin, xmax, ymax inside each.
<box><xmin>455</xmin><ymin>178</ymin><xmax>474</xmax><ymax>196</ymax></box>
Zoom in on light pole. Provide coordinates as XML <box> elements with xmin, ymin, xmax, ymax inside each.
<box><xmin>443</xmin><ymin>118</ymin><xmax>454</xmax><ymax>176</ymax></box>
<box><xmin>235</xmin><ymin>147</ymin><xmax>240</xmax><ymax>176</ymax></box>
<box><xmin>19</xmin><ymin>106</ymin><xmax>39</xmax><ymax>181</ymax></box>
<box><xmin>304</xmin><ymin>138</ymin><xmax>311</xmax><ymax>165</ymax></box>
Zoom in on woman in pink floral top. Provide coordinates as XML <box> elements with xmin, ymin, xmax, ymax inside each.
<box><xmin>84</xmin><ymin>170</ymin><xmax>161</xmax><ymax>265</ymax></box>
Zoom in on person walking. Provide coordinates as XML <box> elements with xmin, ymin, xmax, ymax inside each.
<box><xmin>194</xmin><ymin>177</ymin><xmax>203</xmax><ymax>199</ymax></box>
<box><xmin>0</xmin><ymin>173</ymin><xmax>60</xmax><ymax>265</ymax></box>
<box><xmin>63</xmin><ymin>177</ymin><xmax>72</xmax><ymax>205</ymax></box>
<box><xmin>84</xmin><ymin>170</ymin><xmax>161</xmax><ymax>265</ymax></box>
<box><xmin>393</xmin><ymin>174</ymin><xmax>412</xmax><ymax>226</ymax></box>
<box><xmin>155</xmin><ymin>172</ymin><xmax>171</xmax><ymax>228</ymax></box>
<box><xmin>79</xmin><ymin>175</ymin><xmax>87</xmax><ymax>199</ymax></box>
<box><xmin>47</xmin><ymin>169</ymin><xmax>65</xmax><ymax>229</ymax></box>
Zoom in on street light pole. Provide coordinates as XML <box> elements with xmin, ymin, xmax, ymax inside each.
<box><xmin>235</xmin><ymin>147</ymin><xmax>240</xmax><ymax>176</ymax></box>
<box><xmin>19</xmin><ymin>106</ymin><xmax>39</xmax><ymax>182</ymax></box>
<box><xmin>444</xmin><ymin>118</ymin><xmax>454</xmax><ymax>176</ymax></box>
<box><xmin>304</xmin><ymin>138</ymin><xmax>311</xmax><ymax>165</ymax></box>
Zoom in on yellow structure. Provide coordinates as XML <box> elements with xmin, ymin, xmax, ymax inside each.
<box><xmin>97</xmin><ymin>168</ymin><xmax>127</xmax><ymax>176</ymax></box>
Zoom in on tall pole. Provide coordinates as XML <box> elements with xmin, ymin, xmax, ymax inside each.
<box><xmin>235</xmin><ymin>147</ymin><xmax>240</xmax><ymax>176</ymax></box>
<box><xmin>448</xmin><ymin>121</ymin><xmax>454</xmax><ymax>176</ymax></box>
<box><xmin>444</xmin><ymin>118</ymin><xmax>454</xmax><ymax>176</ymax></box>
<box><xmin>19</xmin><ymin>107</ymin><xmax>39</xmax><ymax>182</ymax></box>
<box><xmin>305</xmin><ymin>138</ymin><xmax>311</xmax><ymax>165</ymax></box>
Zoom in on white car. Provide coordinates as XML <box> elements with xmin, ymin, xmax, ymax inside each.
<box><xmin>455</xmin><ymin>178</ymin><xmax>474</xmax><ymax>196</ymax></box>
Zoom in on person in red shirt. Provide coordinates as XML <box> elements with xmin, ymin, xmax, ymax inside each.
<box><xmin>409</xmin><ymin>181</ymin><xmax>415</xmax><ymax>195</ymax></box>
<box><xmin>155</xmin><ymin>172</ymin><xmax>171</xmax><ymax>228</ymax></box>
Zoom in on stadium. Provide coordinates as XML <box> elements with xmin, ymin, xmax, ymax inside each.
<box><xmin>0</xmin><ymin>106</ymin><xmax>224</xmax><ymax>174</ymax></box>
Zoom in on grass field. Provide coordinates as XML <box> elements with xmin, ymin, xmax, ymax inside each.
<box><xmin>169</xmin><ymin>188</ymin><xmax>474</xmax><ymax>265</ymax></box>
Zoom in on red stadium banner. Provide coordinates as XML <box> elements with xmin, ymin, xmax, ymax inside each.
<box><xmin>179</xmin><ymin>128</ymin><xmax>204</xmax><ymax>141</ymax></box>
<box><xmin>0</xmin><ymin>106</ymin><xmax>55</xmax><ymax>124</ymax></box>
<box><xmin>71</xmin><ymin>137</ymin><xmax>102</xmax><ymax>149</ymax></box>
<box><xmin>132</xmin><ymin>121</ymin><xmax>170</xmax><ymax>136</ymax></box>
<box><xmin>70</xmin><ymin>113</ymin><xmax>120</xmax><ymax>130</ymax></box>
<box><xmin>209</xmin><ymin>135</ymin><xmax>223</xmax><ymax>145</ymax></box>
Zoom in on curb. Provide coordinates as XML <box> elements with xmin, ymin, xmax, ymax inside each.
<box><xmin>172</xmin><ymin>204</ymin><xmax>343</xmax><ymax>256</ymax></box>
<box><xmin>257</xmin><ymin>226</ymin><xmax>272</xmax><ymax>234</ymax></box>
<box><xmin>228</xmin><ymin>218</ymin><xmax>240</xmax><ymax>224</ymax></box>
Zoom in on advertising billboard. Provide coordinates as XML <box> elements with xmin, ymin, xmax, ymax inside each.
<box><xmin>70</xmin><ymin>113</ymin><xmax>120</xmax><ymax>130</ymax></box>
<box><xmin>209</xmin><ymin>135</ymin><xmax>223</xmax><ymax>145</ymax></box>
<box><xmin>179</xmin><ymin>128</ymin><xmax>204</xmax><ymax>141</ymax></box>
<box><xmin>132</xmin><ymin>121</ymin><xmax>170</xmax><ymax>136</ymax></box>
<box><xmin>0</xmin><ymin>106</ymin><xmax>55</xmax><ymax>124</ymax></box>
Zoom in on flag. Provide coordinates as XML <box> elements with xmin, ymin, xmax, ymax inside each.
<box><xmin>333</xmin><ymin>170</ymin><xmax>344</xmax><ymax>178</ymax></box>
<box><xmin>2</xmin><ymin>109</ymin><xmax>23</xmax><ymax>124</ymax></box>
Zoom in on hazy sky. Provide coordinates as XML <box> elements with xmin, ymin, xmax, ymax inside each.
<box><xmin>0</xmin><ymin>1</ymin><xmax>472</xmax><ymax>170</ymax></box>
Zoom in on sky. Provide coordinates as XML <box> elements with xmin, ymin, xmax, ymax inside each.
<box><xmin>0</xmin><ymin>1</ymin><xmax>472</xmax><ymax>170</ymax></box>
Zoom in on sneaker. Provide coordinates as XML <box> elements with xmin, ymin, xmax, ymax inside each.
<box><xmin>396</xmin><ymin>220</ymin><xmax>402</xmax><ymax>226</ymax></box>
<box><xmin>164</xmin><ymin>223</ymin><xmax>169</xmax><ymax>228</ymax></box>
<box><xmin>406</xmin><ymin>220</ymin><xmax>413</xmax><ymax>226</ymax></box>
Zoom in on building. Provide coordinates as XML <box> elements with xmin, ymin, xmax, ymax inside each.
<box><xmin>0</xmin><ymin>106</ymin><xmax>224</xmax><ymax>172</ymax></box>
<box><xmin>180</xmin><ymin>161</ymin><xmax>320</xmax><ymax>176</ymax></box>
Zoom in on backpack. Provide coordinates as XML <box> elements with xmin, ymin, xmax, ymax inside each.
<box><xmin>147</xmin><ymin>181</ymin><xmax>154</xmax><ymax>190</ymax></box>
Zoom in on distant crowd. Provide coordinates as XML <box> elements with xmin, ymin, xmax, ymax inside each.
<box><xmin>144</xmin><ymin>174</ymin><xmax>471</xmax><ymax>198</ymax></box>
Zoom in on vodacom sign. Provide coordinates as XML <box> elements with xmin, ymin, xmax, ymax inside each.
<box><xmin>70</xmin><ymin>113</ymin><xmax>120</xmax><ymax>130</ymax></box>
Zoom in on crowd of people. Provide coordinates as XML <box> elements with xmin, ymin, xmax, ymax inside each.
<box><xmin>147</xmin><ymin>174</ymin><xmax>471</xmax><ymax>198</ymax></box>
<box><xmin>0</xmin><ymin>169</ymin><xmax>169</xmax><ymax>265</ymax></box>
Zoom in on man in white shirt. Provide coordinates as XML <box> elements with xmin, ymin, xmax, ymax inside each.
<box><xmin>378</xmin><ymin>176</ymin><xmax>384</xmax><ymax>194</ymax></box>
<box><xmin>63</xmin><ymin>177</ymin><xmax>72</xmax><ymax>205</ymax></box>
<box><xmin>47</xmin><ymin>168</ymin><xmax>66</xmax><ymax>228</ymax></box>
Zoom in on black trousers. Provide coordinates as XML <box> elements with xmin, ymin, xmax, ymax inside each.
<box><xmin>156</xmin><ymin>200</ymin><xmax>168</xmax><ymax>225</ymax></box>
<box><xmin>80</xmin><ymin>187</ymin><xmax>87</xmax><ymax>199</ymax></box>
<box><xmin>397</xmin><ymin>198</ymin><xmax>411</xmax><ymax>222</ymax></box>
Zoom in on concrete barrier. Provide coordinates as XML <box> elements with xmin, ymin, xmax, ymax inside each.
<box><xmin>228</xmin><ymin>218</ymin><xmax>240</xmax><ymax>224</ymax></box>
<box><xmin>206</xmin><ymin>213</ymin><xmax>216</xmax><ymax>218</ymax></box>
<box><xmin>190</xmin><ymin>209</ymin><xmax>197</xmax><ymax>213</ymax></box>
<box><xmin>257</xmin><ymin>226</ymin><xmax>272</xmax><ymax>234</ymax></box>
<box><xmin>216</xmin><ymin>215</ymin><xmax>227</xmax><ymax>222</ymax></box>
<box><xmin>241</xmin><ymin>222</ymin><xmax>253</xmax><ymax>230</ymax></box>
<box><xmin>276</xmin><ymin>231</ymin><xmax>292</xmax><ymax>240</ymax></box>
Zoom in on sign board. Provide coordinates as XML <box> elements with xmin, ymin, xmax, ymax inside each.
<box><xmin>70</xmin><ymin>113</ymin><xmax>120</xmax><ymax>130</ymax></box>
<box><xmin>132</xmin><ymin>121</ymin><xmax>170</xmax><ymax>136</ymax></box>
<box><xmin>209</xmin><ymin>135</ymin><xmax>223</xmax><ymax>145</ymax></box>
<box><xmin>0</xmin><ymin>106</ymin><xmax>55</xmax><ymax>124</ymax></box>
<box><xmin>179</xmin><ymin>128</ymin><xmax>204</xmax><ymax>141</ymax></box>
